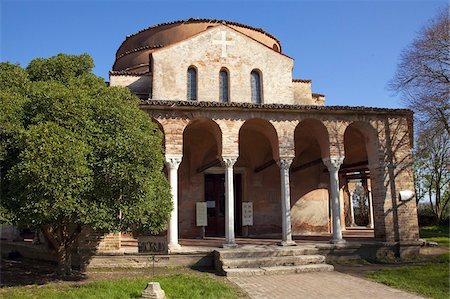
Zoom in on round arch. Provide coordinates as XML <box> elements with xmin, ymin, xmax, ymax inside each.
<box><xmin>238</xmin><ymin>118</ymin><xmax>279</xmax><ymax>165</ymax></box>
<box><xmin>294</xmin><ymin>119</ymin><xmax>330</xmax><ymax>159</ymax></box>
<box><xmin>343</xmin><ymin>121</ymin><xmax>380</xmax><ymax>228</ymax></box>
<box><xmin>183</xmin><ymin>117</ymin><xmax>223</xmax><ymax>166</ymax></box>
<box><xmin>290</xmin><ymin>118</ymin><xmax>331</xmax><ymax>235</ymax></box>
<box><xmin>343</xmin><ymin>121</ymin><xmax>379</xmax><ymax>167</ymax></box>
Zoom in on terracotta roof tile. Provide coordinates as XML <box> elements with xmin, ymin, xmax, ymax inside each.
<box><xmin>293</xmin><ymin>79</ymin><xmax>312</xmax><ymax>83</ymax></box>
<box><xmin>139</xmin><ymin>99</ymin><xmax>412</xmax><ymax>115</ymax></box>
<box><xmin>116</xmin><ymin>45</ymin><xmax>163</xmax><ymax>59</ymax></box>
<box><xmin>109</xmin><ymin>70</ymin><xmax>150</xmax><ymax>76</ymax></box>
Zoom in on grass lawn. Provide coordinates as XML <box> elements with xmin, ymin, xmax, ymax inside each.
<box><xmin>0</xmin><ymin>273</ymin><xmax>241</xmax><ymax>299</ymax></box>
<box><xmin>420</xmin><ymin>225</ymin><xmax>450</xmax><ymax>247</ymax></box>
<box><xmin>368</xmin><ymin>225</ymin><xmax>449</xmax><ymax>299</ymax></box>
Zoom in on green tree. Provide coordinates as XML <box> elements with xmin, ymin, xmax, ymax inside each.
<box><xmin>0</xmin><ymin>54</ymin><xmax>172</xmax><ymax>275</ymax></box>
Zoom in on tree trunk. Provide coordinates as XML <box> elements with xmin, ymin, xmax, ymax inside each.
<box><xmin>41</xmin><ymin>222</ymin><xmax>81</xmax><ymax>276</ymax></box>
<box><xmin>56</xmin><ymin>246</ymin><xmax>72</xmax><ymax>275</ymax></box>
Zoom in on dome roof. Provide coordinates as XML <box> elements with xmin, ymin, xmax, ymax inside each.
<box><xmin>112</xmin><ymin>18</ymin><xmax>282</xmax><ymax>73</ymax></box>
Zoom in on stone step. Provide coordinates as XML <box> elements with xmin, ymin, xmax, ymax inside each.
<box><xmin>222</xmin><ymin>254</ymin><xmax>326</xmax><ymax>269</ymax></box>
<box><xmin>217</xmin><ymin>246</ymin><xmax>319</xmax><ymax>259</ymax></box>
<box><xmin>224</xmin><ymin>264</ymin><xmax>334</xmax><ymax>277</ymax></box>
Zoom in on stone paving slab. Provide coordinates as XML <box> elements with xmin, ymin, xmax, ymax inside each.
<box><xmin>228</xmin><ymin>271</ymin><xmax>424</xmax><ymax>299</ymax></box>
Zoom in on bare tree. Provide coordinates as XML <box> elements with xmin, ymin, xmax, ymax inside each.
<box><xmin>414</xmin><ymin>128</ymin><xmax>450</xmax><ymax>223</ymax></box>
<box><xmin>390</xmin><ymin>7</ymin><xmax>450</xmax><ymax>135</ymax></box>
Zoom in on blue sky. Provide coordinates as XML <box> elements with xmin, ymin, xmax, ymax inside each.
<box><xmin>1</xmin><ymin>0</ymin><xmax>446</xmax><ymax>108</ymax></box>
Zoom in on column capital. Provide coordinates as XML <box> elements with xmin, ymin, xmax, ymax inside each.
<box><xmin>222</xmin><ymin>156</ymin><xmax>238</xmax><ymax>168</ymax></box>
<box><xmin>322</xmin><ymin>156</ymin><xmax>344</xmax><ymax>171</ymax></box>
<box><xmin>165</xmin><ymin>155</ymin><xmax>182</xmax><ymax>170</ymax></box>
<box><xmin>277</xmin><ymin>157</ymin><xmax>293</xmax><ymax>170</ymax></box>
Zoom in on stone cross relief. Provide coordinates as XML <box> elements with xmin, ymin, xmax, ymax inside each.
<box><xmin>213</xmin><ymin>31</ymin><xmax>235</xmax><ymax>58</ymax></box>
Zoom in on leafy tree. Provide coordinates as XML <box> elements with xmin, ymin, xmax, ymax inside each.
<box><xmin>0</xmin><ymin>54</ymin><xmax>172</xmax><ymax>275</ymax></box>
<box><xmin>389</xmin><ymin>7</ymin><xmax>449</xmax><ymax>135</ymax></box>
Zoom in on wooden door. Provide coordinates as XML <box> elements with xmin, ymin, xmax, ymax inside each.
<box><xmin>204</xmin><ymin>174</ymin><xmax>242</xmax><ymax>237</ymax></box>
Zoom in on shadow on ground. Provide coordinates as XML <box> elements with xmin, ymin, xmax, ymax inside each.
<box><xmin>1</xmin><ymin>258</ymin><xmax>87</xmax><ymax>287</ymax></box>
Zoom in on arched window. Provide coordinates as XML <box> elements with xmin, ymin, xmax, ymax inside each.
<box><xmin>250</xmin><ymin>70</ymin><xmax>262</xmax><ymax>104</ymax></box>
<box><xmin>187</xmin><ymin>67</ymin><xmax>197</xmax><ymax>101</ymax></box>
<box><xmin>273</xmin><ymin>44</ymin><xmax>279</xmax><ymax>52</ymax></box>
<box><xmin>219</xmin><ymin>69</ymin><xmax>229</xmax><ymax>103</ymax></box>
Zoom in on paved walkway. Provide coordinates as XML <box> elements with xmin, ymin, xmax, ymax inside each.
<box><xmin>228</xmin><ymin>272</ymin><xmax>423</xmax><ymax>299</ymax></box>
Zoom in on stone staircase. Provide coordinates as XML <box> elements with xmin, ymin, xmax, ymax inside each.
<box><xmin>214</xmin><ymin>244</ymin><xmax>334</xmax><ymax>277</ymax></box>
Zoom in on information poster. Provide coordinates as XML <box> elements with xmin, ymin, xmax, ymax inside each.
<box><xmin>242</xmin><ymin>202</ymin><xmax>253</xmax><ymax>226</ymax></box>
<box><xmin>196</xmin><ymin>202</ymin><xmax>207</xmax><ymax>226</ymax></box>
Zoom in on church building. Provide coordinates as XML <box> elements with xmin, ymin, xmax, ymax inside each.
<box><xmin>109</xmin><ymin>19</ymin><xmax>419</xmax><ymax>251</ymax></box>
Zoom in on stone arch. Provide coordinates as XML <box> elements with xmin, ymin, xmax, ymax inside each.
<box><xmin>238</xmin><ymin>118</ymin><xmax>279</xmax><ymax>165</ymax></box>
<box><xmin>178</xmin><ymin>117</ymin><xmax>223</xmax><ymax>238</ymax></box>
<box><xmin>182</xmin><ymin>117</ymin><xmax>222</xmax><ymax>171</ymax></box>
<box><xmin>294</xmin><ymin>119</ymin><xmax>330</xmax><ymax>159</ymax></box>
<box><xmin>290</xmin><ymin>119</ymin><xmax>331</xmax><ymax>235</ymax></box>
<box><xmin>343</xmin><ymin>121</ymin><xmax>379</xmax><ymax>167</ymax></box>
<box><xmin>237</xmin><ymin>118</ymin><xmax>281</xmax><ymax>235</ymax></box>
<box><xmin>342</xmin><ymin>121</ymin><xmax>380</xmax><ymax>229</ymax></box>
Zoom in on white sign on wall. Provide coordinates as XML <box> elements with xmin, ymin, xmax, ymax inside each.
<box><xmin>242</xmin><ymin>202</ymin><xmax>253</xmax><ymax>226</ymax></box>
<box><xmin>196</xmin><ymin>202</ymin><xmax>207</xmax><ymax>227</ymax></box>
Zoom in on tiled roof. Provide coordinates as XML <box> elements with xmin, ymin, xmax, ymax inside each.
<box><xmin>116</xmin><ymin>45</ymin><xmax>163</xmax><ymax>59</ymax></box>
<box><xmin>139</xmin><ymin>99</ymin><xmax>412</xmax><ymax>115</ymax></box>
<box><xmin>109</xmin><ymin>70</ymin><xmax>150</xmax><ymax>76</ymax></box>
<box><xmin>293</xmin><ymin>79</ymin><xmax>312</xmax><ymax>83</ymax></box>
<box><xmin>126</xmin><ymin>18</ymin><xmax>281</xmax><ymax>46</ymax></box>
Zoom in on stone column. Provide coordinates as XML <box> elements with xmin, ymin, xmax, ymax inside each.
<box><xmin>278</xmin><ymin>158</ymin><xmax>296</xmax><ymax>246</ymax></box>
<box><xmin>323</xmin><ymin>156</ymin><xmax>346</xmax><ymax>244</ymax></box>
<box><xmin>367</xmin><ymin>189</ymin><xmax>374</xmax><ymax>229</ymax></box>
<box><xmin>223</xmin><ymin>156</ymin><xmax>238</xmax><ymax>248</ymax></box>
<box><xmin>349</xmin><ymin>191</ymin><xmax>356</xmax><ymax>227</ymax></box>
<box><xmin>166</xmin><ymin>155</ymin><xmax>182</xmax><ymax>251</ymax></box>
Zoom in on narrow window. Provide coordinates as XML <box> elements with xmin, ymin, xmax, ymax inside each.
<box><xmin>187</xmin><ymin>67</ymin><xmax>197</xmax><ymax>101</ymax></box>
<box><xmin>251</xmin><ymin>70</ymin><xmax>262</xmax><ymax>104</ymax></box>
<box><xmin>219</xmin><ymin>69</ymin><xmax>229</xmax><ymax>103</ymax></box>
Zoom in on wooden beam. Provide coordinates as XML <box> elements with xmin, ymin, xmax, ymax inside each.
<box><xmin>345</xmin><ymin>172</ymin><xmax>370</xmax><ymax>180</ymax></box>
<box><xmin>323</xmin><ymin>160</ymin><xmax>369</xmax><ymax>173</ymax></box>
<box><xmin>196</xmin><ymin>158</ymin><xmax>221</xmax><ymax>173</ymax></box>
<box><xmin>340</xmin><ymin>160</ymin><xmax>368</xmax><ymax>170</ymax></box>
<box><xmin>291</xmin><ymin>159</ymin><xmax>323</xmax><ymax>173</ymax></box>
<box><xmin>254</xmin><ymin>159</ymin><xmax>276</xmax><ymax>173</ymax></box>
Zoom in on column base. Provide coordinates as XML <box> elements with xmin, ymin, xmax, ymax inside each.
<box><xmin>222</xmin><ymin>243</ymin><xmax>238</xmax><ymax>249</ymax></box>
<box><xmin>279</xmin><ymin>240</ymin><xmax>297</xmax><ymax>246</ymax></box>
<box><xmin>168</xmin><ymin>243</ymin><xmax>181</xmax><ymax>253</ymax></box>
<box><xmin>330</xmin><ymin>238</ymin><xmax>346</xmax><ymax>245</ymax></box>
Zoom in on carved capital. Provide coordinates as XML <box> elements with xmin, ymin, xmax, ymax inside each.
<box><xmin>222</xmin><ymin>156</ymin><xmax>238</xmax><ymax>168</ymax></box>
<box><xmin>322</xmin><ymin>156</ymin><xmax>344</xmax><ymax>172</ymax></box>
<box><xmin>277</xmin><ymin>158</ymin><xmax>293</xmax><ymax>170</ymax></box>
<box><xmin>165</xmin><ymin>155</ymin><xmax>182</xmax><ymax>170</ymax></box>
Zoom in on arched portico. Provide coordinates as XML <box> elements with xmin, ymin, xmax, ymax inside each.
<box><xmin>148</xmin><ymin>103</ymin><xmax>418</xmax><ymax>252</ymax></box>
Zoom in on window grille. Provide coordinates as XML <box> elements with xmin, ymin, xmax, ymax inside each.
<box><xmin>219</xmin><ymin>70</ymin><xmax>229</xmax><ymax>102</ymax></box>
<box><xmin>187</xmin><ymin>67</ymin><xmax>197</xmax><ymax>101</ymax></box>
<box><xmin>251</xmin><ymin>70</ymin><xmax>262</xmax><ymax>104</ymax></box>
